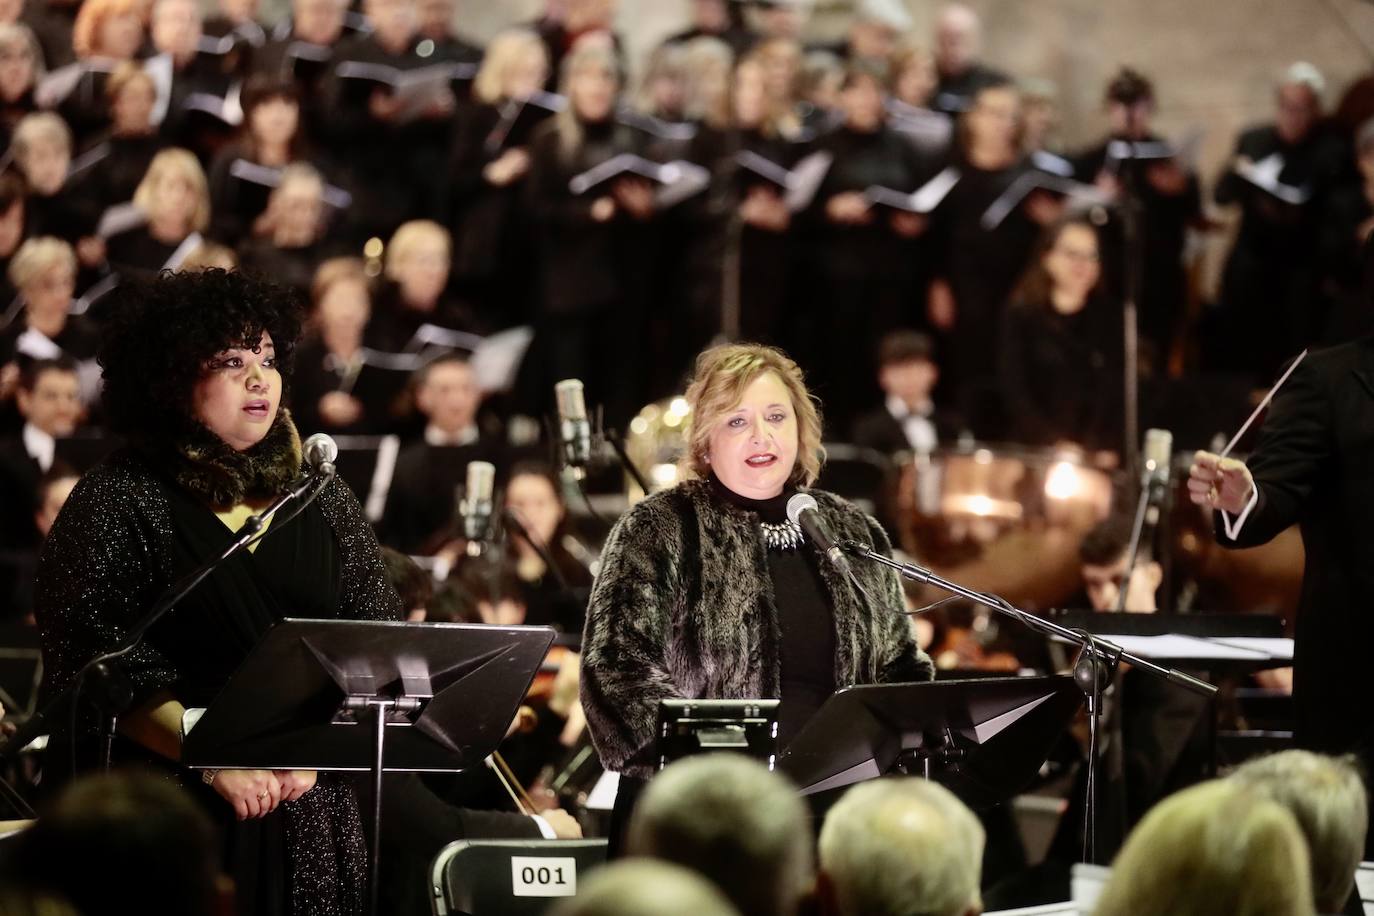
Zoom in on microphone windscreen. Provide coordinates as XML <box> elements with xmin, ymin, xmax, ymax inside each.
<box><xmin>466</xmin><ymin>461</ymin><xmax>496</xmax><ymax>505</ymax></box>
<box><xmin>1143</xmin><ymin>428</ymin><xmax>1173</xmax><ymax>483</ymax></box>
<box><xmin>555</xmin><ymin>379</ymin><xmax>588</xmax><ymax>423</ymax></box>
<box><xmin>785</xmin><ymin>492</ymin><xmax>818</xmax><ymax>527</ymax></box>
<box><xmin>303</xmin><ymin>432</ymin><xmax>338</xmax><ymax>466</ymax></box>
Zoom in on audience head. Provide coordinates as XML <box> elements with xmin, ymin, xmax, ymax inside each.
<box><xmin>0</xmin><ymin>24</ymin><xmax>42</xmax><ymax>104</ymax></box>
<box><xmin>10</xmin><ymin>237</ymin><xmax>76</xmax><ymax>334</ymax></box>
<box><xmin>505</xmin><ymin>460</ymin><xmax>568</xmax><ymax>553</ymax></box>
<box><xmin>34</xmin><ymin>463</ymin><xmax>81</xmax><ymax>537</ymax></box>
<box><xmin>561</xmin><ymin>40</ymin><xmax>620</xmax><ymax>124</ymax></box>
<box><xmin>549</xmin><ymin>860</ymin><xmax>741</xmax><ymax>916</ymax></box>
<box><xmin>106</xmin><ymin>61</ymin><xmax>157</xmax><ymax>135</ymax></box>
<box><xmin>12</xmin><ymin>112</ymin><xmax>72</xmax><ymax>196</ymax></box>
<box><xmin>628</xmin><ymin>753</ymin><xmax>812</xmax><ymax>916</ymax></box>
<box><xmin>73</xmin><ymin>0</ymin><xmax>148</xmax><ymax>61</ymax></box>
<box><xmin>682</xmin><ymin>342</ymin><xmax>824</xmax><ymax>496</ymax></box>
<box><xmin>1230</xmin><ymin>751</ymin><xmax>1369</xmax><ymax>914</ymax></box>
<box><xmin>876</xmin><ymin>330</ymin><xmax>939</xmax><ymax>409</ymax></box>
<box><xmin>817</xmin><ymin>777</ymin><xmax>984</xmax><ymax>916</ymax></box>
<box><xmin>889</xmin><ymin>43</ymin><xmax>936</xmax><ymax>108</ymax></box>
<box><xmin>414</xmin><ymin>353</ymin><xmax>478</xmax><ymax>434</ymax></box>
<box><xmin>472</xmin><ymin>28</ymin><xmax>548</xmax><ymax>104</ymax></box>
<box><xmin>1104</xmin><ymin>67</ymin><xmax>1155</xmax><ymax>139</ymax></box>
<box><xmin>13</xmin><ymin>770</ymin><xmax>226</xmax><ymax>916</ymax></box>
<box><xmin>1092</xmin><ymin>779</ymin><xmax>1314</xmax><ymax>916</ymax></box>
<box><xmin>1275</xmin><ymin>61</ymin><xmax>1324</xmax><ymax>144</ymax></box>
<box><xmin>385</xmin><ymin>219</ymin><xmax>451</xmax><ymax>309</ymax></box>
<box><xmin>935</xmin><ymin>3</ymin><xmax>982</xmax><ymax>79</ymax></box>
<box><xmin>1077</xmin><ymin>513</ymin><xmax>1161</xmax><ymax>612</ymax></box>
<box><xmin>311</xmin><ymin>257</ymin><xmax>371</xmax><ymax>345</ymax></box>
<box><xmin>134</xmin><ymin>147</ymin><xmax>211</xmax><ymax>235</ymax></box>
<box><xmin>16</xmin><ymin>357</ymin><xmax>82</xmax><ymax>437</ymax></box>
<box><xmin>150</xmin><ymin>0</ymin><xmax>202</xmax><ymax>65</ymax></box>
<box><xmin>292</xmin><ymin>0</ymin><xmax>347</xmax><ymax>46</ymax></box>
<box><xmin>381</xmin><ymin>545</ymin><xmax>433</xmax><ymax>620</ymax></box>
<box><xmin>97</xmin><ymin>269</ymin><xmax>302</xmax><ymax>446</ymax></box>
<box><xmin>1014</xmin><ymin>216</ymin><xmax>1101</xmax><ymax>314</ymax></box>
<box><xmin>447</xmin><ymin>555</ymin><xmax>527</xmax><ymax>624</ymax></box>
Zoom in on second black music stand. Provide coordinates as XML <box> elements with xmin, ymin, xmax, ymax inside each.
<box><xmin>180</xmin><ymin>618</ymin><xmax>554</xmax><ymax>916</ymax></box>
<box><xmin>777</xmin><ymin>676</ymin><xmax>1083</xmax><ymax>809</ymax></box>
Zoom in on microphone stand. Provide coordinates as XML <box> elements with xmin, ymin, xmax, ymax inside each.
<box><xmin>0</xmin><ymin>465</ymin><xmax>336</xmax><ymax>800</ymax></box>
<box><xmin>841</xmin><ymin>540</ymin><xmax>1216</xmax><ymax>864</ymax></box>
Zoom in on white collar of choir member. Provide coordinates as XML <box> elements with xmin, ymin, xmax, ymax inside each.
<box><xmin>424</xmin><ymin>424</ymin><xmax>480</xmax><ymax>448</ymax></box>
<box><xmin>22</xmin><ymin>422</ymin><xmax>56</xmax><ymax>473</ymax></box>
<box><xmin>885</xmin><ymin>393</ymin><xmax>933</xmax><ymax>421</ymax></box>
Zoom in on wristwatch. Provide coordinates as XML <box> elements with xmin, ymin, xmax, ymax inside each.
<box><xmin>201</xmin><ymin>768</ymin><xmax>220</xmax><ymax>786</ymax></box>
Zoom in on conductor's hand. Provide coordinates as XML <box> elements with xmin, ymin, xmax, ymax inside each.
<box><xmin>273</xmin><ymin>770</ymin><xmax>318</xmax><ymax>803</ymax></box>
<box><xmin>211</xmin><ymin>769</ymin><xmax>282</xmax><ymax>820</ymax></box>
<box><xmin>540</xmin><ymin>808</ymin><xmax>583</xmax><ymax>839</ymax></box>
<box><xmin>1187</xmin><ymin>450</ymin><xmax>1255</xmax><ymax>514</ymax></box>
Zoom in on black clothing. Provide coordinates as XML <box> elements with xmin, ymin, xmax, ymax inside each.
<box><xmin>999</xmin><ymin>296</ymin><xmax>1124</xmax><ymax>450</ymax></box>
<box><xmin>1215</xmin><ymin>337</ymin><xmax>1374</xmax><ymax>852</ymax></box>
<box><xmin>659</xmin><ymin>23</ymin><xmax>756</xmax><ymax>58</ymax></box>
<box><xmin>237</xmin><ymin>237</ymin><xmax>341</xmax><ymax>295</ymax></box>
<box><xmin>707</xmin><ymin>474</ymin><xmax>835</xmax><ymax>748</ymax></box>
<box><xmin>851</xmin><ymin>402</ymin><xmax>964</xmax><ymax>456</ymax></box>
<box><xmin>105</xmin><ymin>225</ymin><xmax>193</xmax><ymax>279</ymax></box>
<box><xmin>35</xmin><ymin>413</ymin><xmax>401</xmax><ymax>915</ymax></box>
<box><xmin>251</xmin><ymin>34</ymin><xmax>344</xmax><ymax>148</ymax></box>
<box><xmin>288</xmin><ymin>338</ymin><xmax>396</xmax><ymax>437</ymax></box>
<box><xmin>362</xmin><ymin>281</ymin><xmax>481</xmax><ymax>354</ymax></box>
<box><xmin>0</xmin><ymin>436</ymin><xmax>40</xmax><ymax>552</ymax></box>
<box><xmin>1072</xmin><ymin>135</ymin><xmax>1202</xmax><ymax>367</ymax></box>
<box><xmin>0</xmin><ymin>314</ymin><xmax>100</xmax><ymax>372</ymax></box>
<box><xmin>69</xmin><ymin>132</ymin><xmax>166</xmax><ymax>212</ymax></box>
<box><xmin>1213</xmin><ymin>123</ymin><xmax>1346</xmax><ymax>381</ymax></box>
<box><xmin>378</xmin><ymin>437</ymin><xmax>506</xmax><ymax>555</ymax></box>
<box><xmin>25</xmin><ymin>187</ymin><xmax>98</xmax><ymax>244</ymax></box>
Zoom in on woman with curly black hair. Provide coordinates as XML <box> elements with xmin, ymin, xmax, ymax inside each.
<box><xmin>34</xmin><ymin>268</ymin><xmax>401</xmax><ymax>916</ymax></box>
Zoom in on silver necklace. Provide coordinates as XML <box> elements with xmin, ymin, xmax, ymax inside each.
<box><xmin>760</xmin><ymin>518</ymin><xmax>803</xmax><ymax>551</ymax></box>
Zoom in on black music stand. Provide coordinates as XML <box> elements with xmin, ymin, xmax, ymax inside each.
<box><xmin>777</xmin><ymin>676</ymin><xmax>1083</xmax><ymax>809</ymax></box>
<box><xmin>180</xmin><ymin>618</ymin><xmax>554</xmax><ymax>916</ymax></box>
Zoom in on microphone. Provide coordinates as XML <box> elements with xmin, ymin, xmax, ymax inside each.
<box><xmin>302</xmin><ymin>433</ymin><xmax>338</xmax><ymax>478</ymax></box>
<box><xmin>1139</xmin><ymin>428</ymin><xmax>1173</xmax><ymax>560</ymax></box>
<box><xmin>786</xmin><ymin>493</ymin><xmax>852</xmax><ymax>576</ymax></box>
<box><xmin>460</xmin><ymin>460</ymin><xmax>496</xmax><ymax>554</ymax></box>
<box><xmin>555</xmin><ymin>379</ymin><xmax>593</xmax><ymax>478</ymax></box>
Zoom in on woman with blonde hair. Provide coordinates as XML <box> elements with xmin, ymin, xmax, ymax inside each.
<box><xmin>59</xmin><ymin>0</ymin><xmax>148</xmax><ymax>142</ymax></box>
<box><xmin>0</xmin><ymin>23</ymin><xmax>42</xmax><ymax>144</ymax></box>
<box><xmin>367</xmin><ymin>219</ymin><xmax>475</xmax><ymax>352</ymax></box>
<box><xmin>447</xmin><ymin>27</ymin><xmax>549</xmax><ymax>327</ymax></box>
<box><xmin>68</xmin><ymin>63</ymin><xmax>164</xmax><ymax>212</ymax></box>
<box><xmin>106</xmin><ymin>146</ymin><xmax>210</xmax><ymax>277</ymax></box>
<box><xmin>582</xmin><ymin>342</ymin><xmax>934</xmax><ymax>846</ymax></box>
<box><xmin>1093</xmin><ymin>779</ymin><xmax>1316</xmax><ymax>916</ymax></box>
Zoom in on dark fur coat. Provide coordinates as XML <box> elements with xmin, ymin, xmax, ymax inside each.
<box><xmin>581</xmin><ymin>478</ymin><xmax>934</xmax><ymax>776</ymax></box>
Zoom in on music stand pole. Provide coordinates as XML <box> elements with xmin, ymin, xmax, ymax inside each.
<box><xmin>843</xmin><ymin>542</ymin><xmax>1215</xmax><ymax>862</ymax></box>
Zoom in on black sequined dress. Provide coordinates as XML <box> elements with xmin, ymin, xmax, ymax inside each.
<box><xmin>35</xmin><ymin>439</ymin><xmax>402</xmax><ymax>916</ymax></box>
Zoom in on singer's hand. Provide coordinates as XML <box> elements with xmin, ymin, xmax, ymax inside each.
<box><xmin>1187</xmin><ymin>450</ymin><xmax>1254</xmax><ymax>514</ymax></box>
<box><xmin>211</xmin><ymin>769</ymin><xmax>282</xmax><ymax>820</ymax></box>
<box><xmin>273</xmin><ymin>770</ymin><xmax>317</xmax><ymax>803</ymax></box>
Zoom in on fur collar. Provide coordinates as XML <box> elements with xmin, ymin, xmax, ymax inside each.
<box><xmin>145</xmin><ymin>409</ymin><xmax>303</xmax><ymax>510</ymax></box>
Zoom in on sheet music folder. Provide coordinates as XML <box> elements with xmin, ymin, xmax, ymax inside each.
<box><xmin>777</xmin><ymin>675</ymin><xmax>1082</xmax><ymax>807</ymax></box>
<box><xmin>181</xmin><ymin>618</ymin><xmax>554</xmax><ymax>773</ymax></box>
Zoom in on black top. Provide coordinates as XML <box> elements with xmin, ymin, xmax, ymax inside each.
<box><xmin>708</xmin><ymin>474</ymin><xmax>835</xmax><ymax>748</ymax></box>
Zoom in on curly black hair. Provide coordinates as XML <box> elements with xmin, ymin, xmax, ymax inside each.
<box><xmin>97</xmin><ymin>269</ymin><xmax>303</xmax><ymax>438</ymax></box>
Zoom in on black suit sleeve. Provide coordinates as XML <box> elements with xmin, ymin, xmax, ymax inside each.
<box><xmin>1216</xmin><ymin>354</ymin><xmax>1332</xmax><ymax>548</ymax></box>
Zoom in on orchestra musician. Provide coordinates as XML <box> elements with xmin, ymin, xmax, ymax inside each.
<box><xmin>34</xmin><ymin>269</ymin><xmax>399</xmax><ymax>916</ymax></box>
<box><xmin>581</xmin><ymin>343</ymin><xmax>934</xmax><ymax>843</ymax></box>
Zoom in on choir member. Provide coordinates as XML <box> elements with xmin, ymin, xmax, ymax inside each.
<box><xmin>290</xmin><ymin>256</ymin><xmax>382</xmax><ymax>436</ymax></box>
<box><xmin>679</xmin><ymin>35</ymin><xmax>732</xmax><ymax>129</ymax></box>
<box><xmin>447</xmin><ymin>27</ymin><xmax>549</xmax><ymax>329</ymax></box>
<box><xmin>59</xmin><ymin>0</ymin><xmax>147</xmax><ymax>144</ymax></box>
<box><xmin>0</xmin><ymin>238</ymin><xmax>98</xmax><ymax>394</ymax></box>
<box><xmin>522</xmin><ymin>41</ymin><xmax>654</xmax><ymax>426</ymax></box>
<box><xmin>149</xmin><ymin>0</ymin><xmax>238</xmax><ymax>160</ymax></box>
<box><xmin>1214</xmin><ymin>61</ymin><xmax>1346</xmax><ymax>382</ymax></box>
<box><xmin>378</xmin><ymin>353</ymin><xmax>504</xmax><ymax>554</ymax></box>
<box><xmin>1073</xmin><ymin>68</ymin><xmax>1201</xmax><ymax>372</ymax></box>
<box><xmin>530</xmin><ymin>0</ymin><xmax>623</xmax><ymax>93</ymax></box>
<box><xmin>68</xmin><ymin>62</ymin><xmax>165</xmax><ymax>212</ymax></box>
<box><xmin>413</xmin><ymin>0</ymin><xmax>482</xmax><ymax>71</ymax></box>
<box><xmin>931</xmin><ymin>2</ymin><xmax>1006</xmax><ymax>115</ymax></box>
<box><xmin>367</xmin><ymin>219</ymin><xmax>475</xmax><ymax>353</ymax></box>
<box><xmin>201</xmin><ymin>0</ymin><xmax>267</xmax><ymax>79</ymax></box>
<box><xmin>250</xmin><ymin>0</ymin><xmax>349</xmax><ymax>144</ymax></box>
<box><xmin>0</xmin><ymin>356</ymin><xmax>80</xmax><ymax>558</ymax></box>
<box><xmin>752</xmin><ymin>36</ymin><xmax>803</xmax><ymax>137</ymax></box>
<box><xmin>805</xmin><ymin>60</ymin><xmax>930</xmax><ymax>427</ymax></box>
<box><xmin>998</xmin><ymin>216</ymin><xmax>1122</xmax><ymax>451</ymax></box>
<box><xmin>502</xmin><ymin>460</ymin><xmax>594</xmax><ymax>633</ymax></box>
<box><xmin>105</xmin><ymin>146</ymin><xmax>210</xmax><ymax>277</ymax></box>
<box><xmin>0</xmin><ymin>23</ymin><xmax>40</xmax><ymax>149</ymax></box>
<box><xmin>236</xmin><ymin>162</ymin><xmax>340</xmax><ymax>293</ymax></box>
<box><xmin>886</xmin><ymin>42</ymin><xmax>952</xmax><ymax>158</ymax></box>
<box><xmin>659</xmin><ymin>0</ymin><xmax>754</xmax><ymax>59</ymax></box>
<box><xmin>10</xmin><ymin>113</ymin><xmax>99</xmax><ymax>257</ymax></box>
<box><xmin>841</xmin><ymin>0</ymin><xmax>911</xmax><ymax>66</ymax></box>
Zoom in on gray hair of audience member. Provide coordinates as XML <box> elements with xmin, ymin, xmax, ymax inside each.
<box><xmin>817</xmin><ymin>778</ymin><xmax>984</xmax><ymax>916</ymax></box>
<box><xmin>1092</xmin><ymin>779</ymin><xmax>1315</xmax><ymax>916</ymax></box>
<box><xmin>1230</xmin><ymin>750</ymin><xmax>1369</xmax><ymax>914</ymax></box>
<box><xmin>549</xmin><ymin>860</ymin><xmax>741</xmax><ymax>916</ymax></box>
<box><xmin>626</xmin><ymin>753</ymin><xmax>813</xmax><ymax>916</ymax></box>
<box><xmin>1280</xmin><ymin>61</ymin><xmax>1326</xmax><ymax>99</ymax></box>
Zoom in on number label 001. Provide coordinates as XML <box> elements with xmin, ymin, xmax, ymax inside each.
<box><xmin>510</xmin><ymin>856</ymin><xmax>577</xmax><ymax>897</ymax></box>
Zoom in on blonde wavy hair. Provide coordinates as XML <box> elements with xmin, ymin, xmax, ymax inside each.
<box><xmin>133</xmin><ymin>147</ymin><xmax>210</xmax><ymax>233</ymax></box>
<box><xmin>680</xmin><ymin>343</ymin><xmax>824</xmax><ymax>488</ymax></box>
<box><xmin>472</xmin><ymin>28</ymin><xmax>546</xmax><ymax>106</ymax></box>
<box><xmin>1092</xmin><ymin>779</ymin><xmax>1315</xmax><ymax>916</ymax></box>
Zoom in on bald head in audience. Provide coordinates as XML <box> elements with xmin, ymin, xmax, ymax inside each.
<box><xmin>627</xmin><ymin>753</ymin><xmax>813</xmax><ymax>916</ymax></box>
<box><xmin>550</xmin><ymin>860</ymin><xmax>740</xmax><ymax>916</ymax></box>
<box><xmin>1230</xmin><ymin>750</ymin><xmax>1368</xmax><ymax>915</ymax></box>
<box><xmin>817</xmin><ymin>778</ymin><xmax>984</xmax><ymax>916</ymax></box>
